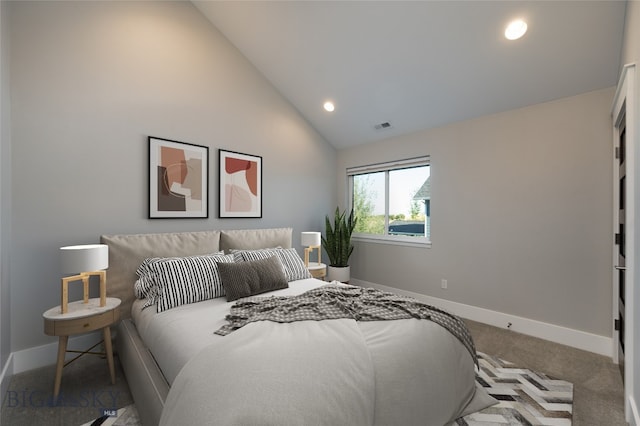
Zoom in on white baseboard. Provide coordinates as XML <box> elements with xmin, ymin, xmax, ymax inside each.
<box><xmin>351</xmin><ymin>279</ymin><xmax>613</xmax><ymax>358</ymax></box>
<box><xmin>0</xmin><ymin>352</ymin><xmax>13</xmax><ymax>399</ymax></box>
<box><xmin>630</xmin><ymin>395</ymin><xmax>640</xmax><ymax>426</ymax></box>
<box><xmin>10</xmin><ymin>331</ymin><xmax>102</xmax><ymax>375</ymax></box>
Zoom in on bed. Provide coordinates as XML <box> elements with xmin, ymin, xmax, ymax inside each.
<box><xmin>101</xmin><ymin>228</ymin><xmax>494</xmax><ymax>426</ymax></box>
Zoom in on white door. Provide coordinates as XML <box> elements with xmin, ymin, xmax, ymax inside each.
<box><xmin>612</xmin><ymin>63</ymin><xmax>637</xmax><ymax>424</ymax></box>
<box><xmin>614</xmin><ymin>114</ymin><xmax>627</xmax><ymax>376</ymax></box>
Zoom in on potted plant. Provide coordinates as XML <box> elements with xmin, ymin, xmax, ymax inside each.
<box><xmin>322</xmin><ymin>207</ymin><xmax>357</xmax><ymax>283</ymax></box>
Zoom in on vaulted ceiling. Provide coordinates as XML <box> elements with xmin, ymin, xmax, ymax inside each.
<box><xmin>194</xmin><ymin>1</ymin><xmax>627</xmax><ymax>149</ymax></box>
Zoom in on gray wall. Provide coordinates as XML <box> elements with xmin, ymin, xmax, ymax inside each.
<box><xmin>338</xmin><ymin>88</ymin><xmax>614</xmax><ymax>337</ymax></box>
<box><xmin>9</xmin><ymin>1</ymin><xmax>336</xmax><ymax>352</ymax></box>
<box><xmin>1</xmin><ymin>0</ymin><xmax>12</xmax><ymax>370</ymax></box>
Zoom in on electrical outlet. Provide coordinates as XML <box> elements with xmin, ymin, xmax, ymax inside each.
<box><xmin>441</xmin><ymin>279</ymin><xmax>447</xmax><ymax>289</ymax></box>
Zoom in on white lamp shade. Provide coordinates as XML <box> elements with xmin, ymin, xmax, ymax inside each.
<box><xmin>301</xmin><ymin>232</ymin><xmax>321</xmax><ymax>247</ymax></box>
<box><xmin>60</xmin><ymin>244</ymin><xmax>109</xmax><ymax>274</ymax></box>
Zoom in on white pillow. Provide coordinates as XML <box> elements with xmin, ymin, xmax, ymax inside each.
<box><xmin>148</xmin><ymin>253</ymin><xmax>234</xmax><ymax>312</ymax></box>
<box><xmin>233</xmin><ymin>248</ymin><xmax>312</xmax><ymax>282</ymax></box>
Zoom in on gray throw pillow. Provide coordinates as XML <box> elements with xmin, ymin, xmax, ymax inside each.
<box><xmin>218</xmin><ymin>256</ymin><xmax>289</xmax><ymax>302</ymax></box>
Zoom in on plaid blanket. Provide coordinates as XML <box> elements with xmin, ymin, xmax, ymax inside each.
<box><xmin>215</xmin><ymin>285</ymin><xmax>478</xmax><ymax>366</ymax></box>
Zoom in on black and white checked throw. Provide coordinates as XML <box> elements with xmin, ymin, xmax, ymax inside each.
<box><xmin>215</xmin><ymin>285</ymin><xmax>478</xmax><ymax>366</ymax></box>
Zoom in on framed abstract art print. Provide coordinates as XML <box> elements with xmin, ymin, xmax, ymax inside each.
<box><xmin>148</xmin><ymin>136</ymin><xmax>209</xmax><ymax>218</ymax></box>
<box><xmin>218</xmin><ymin>149</ymin><xmax>262</xmax><ymax>218</ymax></box>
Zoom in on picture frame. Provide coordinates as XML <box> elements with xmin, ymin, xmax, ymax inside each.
<box><xmin>218</xmin><ymin>149</ymin><xmax>262</xmax><ymax>218</ymax></box>
<box><xmin>148</xmin><ymin>136</ymin><xmax>209</xmax><ymax>219</ymax></box>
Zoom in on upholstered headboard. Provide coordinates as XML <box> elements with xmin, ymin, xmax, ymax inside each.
<box><xmin>100</xmin><ymin>228</ymin><xmax>293</xmax><ymax>319</ymax></box>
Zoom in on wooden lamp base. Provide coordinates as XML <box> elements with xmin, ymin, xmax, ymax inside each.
<box><xmin>60</xmin><ymin>270</ymin><xmax>106</xmax><ymax>314</ymax></box>
<box><xmin>304</xmin><ymin>245</ymin><xmax>321</xmax><ymax>267</ymax></box>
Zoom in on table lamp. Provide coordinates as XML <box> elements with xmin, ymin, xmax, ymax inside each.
<box><xmin>59</xmin><ymin>244</ymin><xmax>109</xmax><ymax>314</ymax></box>
<box><xmin>301</xmin><ymin>231</ymin><xmax>321</xmax><ymax>267</ymax></box>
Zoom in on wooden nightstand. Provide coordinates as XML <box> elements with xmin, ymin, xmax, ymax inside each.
<box><xmin>307</xmin><ymin>262</ymin><xmax>327</xmax><ymax>280</ymax></box>
<box><xmin>43</xmin><ymin>297</ymin><xmax>121</xmax><ymax>397</ymax></box>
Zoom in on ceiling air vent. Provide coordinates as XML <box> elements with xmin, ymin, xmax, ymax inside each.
<box><xmin>374</xmin><ymin>121</ymin><xmax>392</xmax><ymax>130</ymax></box>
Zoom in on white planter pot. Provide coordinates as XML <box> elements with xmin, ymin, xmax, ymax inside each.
<box><xmin>327</xmin><ymin>266</ymin><xmax>350</xmax><ymax>283</ymax></box>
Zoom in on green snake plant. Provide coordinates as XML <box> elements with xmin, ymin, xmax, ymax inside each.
<box><xmin>322</xmin><ymin>207</ymin><xmax>357</xmax><ymax>267</ymax></box>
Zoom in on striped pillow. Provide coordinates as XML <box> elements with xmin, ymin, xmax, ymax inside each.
<box><xmin>149</xmin><ymin>253</ymin><xmax>235</xmax><ymax>313</ymax></box>
<box><xmin>234</xmin><ymin>248</ymin><xmax>312</xmax><ymax>281</ymax></box>
<box><xmin>134</xmin><ymin>252</ymin><xmax>224</xmax><ymax>309</ymax></box>
<box><xmin>134</xmin><ymin>257</ymin><xmax>168</xmax><ymax>309</ymax></box>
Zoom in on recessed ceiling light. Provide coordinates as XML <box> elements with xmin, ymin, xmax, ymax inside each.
<box><xmin>505</xmin><ymin>19</ymin><xmax>527</xmax><ymax>40</ymax></box>
<box><xmin>323</xmin><ymin>101</ymin><xmax>335</xmax><ymax>112</ymax></box>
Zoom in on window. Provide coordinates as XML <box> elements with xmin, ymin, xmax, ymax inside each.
<box><xmin>347</xmin><ymin>157</ymin><xmax>431</xmax><ymax>246</ymax></box>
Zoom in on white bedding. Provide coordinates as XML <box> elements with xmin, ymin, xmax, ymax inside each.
<box><xmin>131</xmin><ymin>277</ymin><xmax>330</xmax><ymax>384</ymax></box>
<box><xmin>133</xmin><ymin>277</ymin><xmax>495</xmax><ymax>424</ymax></box>
<box><xmin>162</xmin><ymin>318</ymin><xmax>376</xmax><ymax>426</ymax></box>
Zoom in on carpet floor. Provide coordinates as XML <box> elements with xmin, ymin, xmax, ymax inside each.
<box><xmin>465</xmin><ymin>320</ymin><xmax>625</xmax><ymax>425</ymax></box>
<box><xmin>1</xmin><ymin>353</ymin><xmax>133</xmax><ymax>426</ymax></box>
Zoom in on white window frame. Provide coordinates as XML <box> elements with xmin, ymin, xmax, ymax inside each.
<box><xmin>347</xmin><ymin>156</ymin><xmax>431</xmax><ymax>248</ymax></box>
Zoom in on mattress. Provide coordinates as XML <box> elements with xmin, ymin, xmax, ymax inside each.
<box><xmin>131</xmin><ymin>277</ymin><xmax>329</xmax><ymax>384</ymax></box>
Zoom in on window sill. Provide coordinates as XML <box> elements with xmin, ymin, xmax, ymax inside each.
<box><xmin>352</xmin><ymin>234</ymin><xmax>432</xmax><ymax>249</ymax></box>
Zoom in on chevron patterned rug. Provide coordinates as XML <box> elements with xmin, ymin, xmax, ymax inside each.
<box><xmin>83</xmin><ymin>352</ymin><xmax>573</xmax><ymax>426</ymax></box>
<box><xmin>81</xmin><ymin>405</ymin><xmax>139</xmax><ymax>426</ymax></box>
<box><xmin>458</xmin><ymin>352</ymin><xmax>573</xmax><ymax>425</ymax></box>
